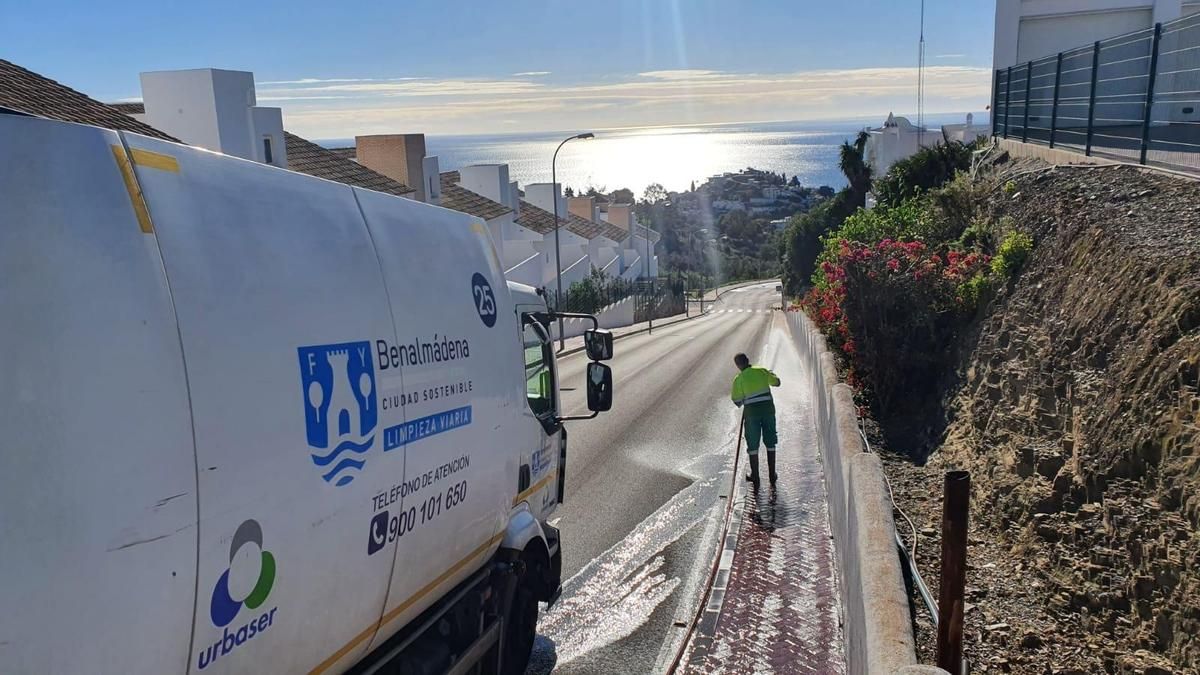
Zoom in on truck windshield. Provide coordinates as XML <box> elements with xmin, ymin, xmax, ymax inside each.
<box><xmin>522</xmin><ymin>319</ymin><xmax>555</xmax><ymax>419</ymax></box>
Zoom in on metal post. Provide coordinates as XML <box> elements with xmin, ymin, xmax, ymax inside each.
<box><xmin>990</xmin><ymin>71</ymin><xmax>999</xmax><ymax>136</ymax></box>
<box><xmin>1085</xmin><ymin>40</ymin><xmax>1101</xmax><ymax>156</ymax></box>
<box><xmin>1049</xmin><ymin>52</ymin><xmax>1063</xmax><ymax>148</ymax></box>
<box><xmin>1022</xmin><ymin>61</ymin><xmax>1033</xmax><ymax>143</ymax></box>
<box><xmin>644</xmin><ymin>224</ymin><xmax>652</xmax><ymax>335</ymax></box>
<box><xmin>549</xmin><ymin>132</ymin><xmax>593</xmax><ymax>350</ymax></box>
<box><xmin>551</xmin><ymin>144</ymin><xmax>565</xmax><ymax>351</ymax></box>
<box><xmin>1003</xmin><ymin>66</ymin><xmax>1013</xmax><ymax>138</ymax></box>
<box><xmin>1140</xmin><ymin>23</ymin><xmax>1163</xmax><ymax>165</ymax></box>
<box><xmin>936</xmin><ymin>471</ymin><xmax>970</xmax><ymax>673</ymax></box>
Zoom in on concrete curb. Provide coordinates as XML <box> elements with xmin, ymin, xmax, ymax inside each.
<box><xmin>783</xmin><ymin>310</ymin><xmax>950</xmax><ymax>675</ymax></box>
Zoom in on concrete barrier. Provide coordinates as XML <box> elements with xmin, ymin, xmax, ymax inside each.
<box><xmin>784</xmin><ymin>310</ymin><xmax>948</xmax><ymax>675</ymax></box>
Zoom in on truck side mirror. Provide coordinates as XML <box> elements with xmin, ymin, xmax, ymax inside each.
<box><xmin>586</xmin><ymin>362</ymin><xmax>613</xmax><ymax>412</ymax></box>
<box><xmin>584</xmin><ymin>329</ymin><xmax>613</xmax><ymax>361</ymax></box>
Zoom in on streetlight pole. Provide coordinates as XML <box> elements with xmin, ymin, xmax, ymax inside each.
<box><xmin>643</xmin><ymin>220</ymin><xmax>652</xmax><ymax>335</ymax></box>
<box><xmin>551</xmin><ymin>132</ymin><xmax>594</xmax><ymax>350</ymax></box>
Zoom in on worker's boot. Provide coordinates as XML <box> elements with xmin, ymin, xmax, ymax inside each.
<box><xmin>767</xmin><ymin>449</ymin><xmax>778</xmax><ymax>484</ymax></box>
<box><xmin>744</xmin><ymin>451</ymin><xmax>760</xmax><ymax>484</ymax></box>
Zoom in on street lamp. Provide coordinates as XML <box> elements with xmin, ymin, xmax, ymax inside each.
<box><xmin>552</xmin><ymin>132</ymin><xmax>594</xmax><ymax>350</ymax></box>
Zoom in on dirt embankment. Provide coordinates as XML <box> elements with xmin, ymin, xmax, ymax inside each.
<box><xmin>888</xmin><ymin>159</ymin><xmax>1200</xmax><ymax>674</ymax></box>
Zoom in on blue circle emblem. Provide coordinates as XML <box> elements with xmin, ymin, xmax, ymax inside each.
<box><xmin>472</xmin><ymin>273</ymin><xmax>498</xmax><ymax>328</ymax></box>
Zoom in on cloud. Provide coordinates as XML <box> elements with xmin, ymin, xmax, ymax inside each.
<box><xmin>637</xmin><ymin>69</ymin><xmax>722</xmax><ymax>80</ymax></box>
<box><xmin>512</xmin><ymin>71</ymin><xmax>551</xmax><ymax>76</ymax></box>
<box><xmin>934</xmin><ymin>54</ymin><xmax>966</xmax><ymax>59</ymax></box>
<box><xmin>260</xmin><ymin>78</ymin><xmax>544</xmax><ymax>99</ymax></box>
<box><xmin>258</xmin><ymin>76</ymin><xmax>425</xmax><ymax>85</ymax></box>
<box><xmin>275</xmin><ymin>66</ymin><xmax>991</xmax><ymax>137</ymax></box>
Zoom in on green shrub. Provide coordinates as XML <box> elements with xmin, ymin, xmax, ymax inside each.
<box><xmin>928</xmin><ymin>173</ymin><xmax>990</xmax><ymax>243</ymax></box>
<box><xmin>958</xmin><ymin>272</ymin><xmax>993</xmax><ymax>309</ymax></box>
<box><xmin>957</xmin><ymin>219</ymin><xmax>993</xmax><ymax>251</ymax></box>
<box><xmin>874</xmin><ymin>142</ymin><xmax>973</xmax><ymax>209</ymax></box>
<box><xmin>990</xmin><ymin>230</ymin><xmax>1033</xmax><ymax>277</ymax></box>
<box><xmin>811</xmin><ymin>199</ymin><xmax>934</xmax><ymax>288</ymax></box>
<box><xmin>782</xmin><ymin>189</ymin><xmax>858</xmax><ymax>294</ymax></box>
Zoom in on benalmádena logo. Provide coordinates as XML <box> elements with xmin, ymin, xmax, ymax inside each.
<box><xmin>198</xmin><ymin>519</ymin><xmax>279</xmax><ymax>670</ymax></box>
<box><xmin>298</xmin><ymin>342</ymin><xmax>378</xmax><ymax>487</ymax></box>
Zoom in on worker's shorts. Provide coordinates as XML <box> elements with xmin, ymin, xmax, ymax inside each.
<box><xmin>743</xmin><ymin>402</ymin><xmax>777</xmax><ymax>453</ymax></box>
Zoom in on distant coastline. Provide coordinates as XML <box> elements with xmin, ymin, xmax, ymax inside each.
<box><xmin>318</xmin><ymin>113</ymin><xmax>987</xmax><ymax>195</ymax></box>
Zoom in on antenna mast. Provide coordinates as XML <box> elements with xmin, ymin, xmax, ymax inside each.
<box><xmin>917</xmin><ymin>0</ymin><xmax>926</xmax><ymax>146</ymax></box>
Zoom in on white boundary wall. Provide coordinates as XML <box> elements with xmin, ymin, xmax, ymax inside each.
<box><xmin>785</xmin><ymin>310</ymin><xmax>948</xmax><ymax>675</ymax></box>
<box><xmin>548</xmin><ymin>296</ymin><xmax>636</xmax><ymax>340</ymax></box>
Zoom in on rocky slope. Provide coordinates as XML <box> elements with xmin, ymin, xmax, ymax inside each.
<box><xmin>894</xmin><ymin>159</ymin><xmax>1200</xmax><ymax>673</ymax></box>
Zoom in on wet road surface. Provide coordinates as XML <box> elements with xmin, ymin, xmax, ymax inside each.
<box><xmin>527</xmin><ymin>282</ymin><xmax>784</xmax><ymax>674</ymax></box>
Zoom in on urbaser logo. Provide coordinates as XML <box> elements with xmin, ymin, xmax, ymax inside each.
<box><xmin>198</xmin><ymin>519</ymin><xmax>279</xmax><ymax>670</ymax></box>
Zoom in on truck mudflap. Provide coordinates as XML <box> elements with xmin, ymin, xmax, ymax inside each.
<box><xmin>542</xmin><ymin>521</ymin><xmax>563</xmax><ymax>607</ymax></box>
<box><xmin>557</xmin><ymin>427</ymin><xmax>567</xmax><ymax>505</ymax></box>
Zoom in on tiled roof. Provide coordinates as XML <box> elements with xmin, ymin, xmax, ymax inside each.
<box><xmin>595</xmin><ymin>219</ymin><xmax>631</xmax><ymax>243</ymax></box>
<box><xmin>111</xmin><ymin>101</ymin><xmax>145</xmax><ymax>115</ymax></box>
<box><xmin>104</xmin><ymin>103</ymin><xmax>409</xmax><ymax>197</ymax></box>
<box><xmin>439</xmin><ymin>171</ymin><xmax>512</xmax><ymax>221</ymax></box>
<box><xmin>285</xmin><ymin>132</ymin><xmax>414</xmax><ymax>196</ymax></box>
<box><xmin>633</xmin><ymin>223</ymin><xmax>662</xmax><ymax>243</ymax></box>
<box><xmin>328</xmin><ymin>146</ymin><xmax>357</xmax><ymax>161</ymax></box>
<box><xmin>565</xmin><ymin>213</ymin><xmax>606</xmax><ymax>239</ymax></box>
<box><xmin>0</xmin><ymin>59</ymin><xmax>176</xmax><ymax>141</ymax></box>
<box><xmin>514</xmin><ymin>200</ymin><xmax>557</xmax><ymax>235</ymax></box>
<box><xmin>513</xmin><ymin>199</ymin><xmax>629</xmax><ymax>242</ymax></box>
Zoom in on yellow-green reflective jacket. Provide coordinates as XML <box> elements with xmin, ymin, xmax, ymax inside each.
<box><xmin>731</xmin><ymin>366</ymin><xmax>781</xmax><ymax>406</ymax></box>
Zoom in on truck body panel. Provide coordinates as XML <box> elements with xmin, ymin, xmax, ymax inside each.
<box><xmin>0</xmin><ymin>118</ymin><xmax>198</xmax><ymax>673</ymax></box>
<box><xmin>0</xmin><ymin>116</ymin><xmax>568</xmax><ymax>675</ymax></box>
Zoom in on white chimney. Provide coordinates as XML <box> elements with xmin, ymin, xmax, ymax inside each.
<box><xmin>423</xmin><ymin>155</ymin><xmax>441</xmax><ymax>205</ymax></box>
<box><xmin>508</xmin><ymin>181</ymin><xmax>521</xmax><ymax>218</ymax></box>
<box><xmin>525</xmin><ymin>183</ymin><xmax>564</xmax><ymax>216</ymax></box>
<box><xmin>458</xmin><ymin>165</ymin><xmax>511</xmax><ymax>207</ymax></box>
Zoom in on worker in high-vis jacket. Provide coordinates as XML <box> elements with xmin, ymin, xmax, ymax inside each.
<box><xmin>730</xmin><ymin>353</ymin><xmax>781</xmax><ymax>484</ymax></box>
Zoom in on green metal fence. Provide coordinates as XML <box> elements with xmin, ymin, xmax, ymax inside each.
<box><xmin>993</xmin><ymin>12</ymin><xmax>1200</xmax><ymax>172</ymax></box>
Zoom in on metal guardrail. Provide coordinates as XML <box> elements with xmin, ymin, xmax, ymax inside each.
<box><xmin>993</xmin><ymin>12</ymin><xmax>1200</xmax><ymax>173</ymax></box>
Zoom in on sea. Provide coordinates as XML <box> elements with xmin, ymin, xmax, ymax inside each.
<box><xmin>319</xmin><ymin>113</ymin><xmax>987</xmax><ymax>195</ymax></box>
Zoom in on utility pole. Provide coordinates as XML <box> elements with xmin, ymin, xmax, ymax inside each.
<box><xmin>644</xmin><ymin>221</ymin><xmax>652</xmax><ymax>335</ymax></box>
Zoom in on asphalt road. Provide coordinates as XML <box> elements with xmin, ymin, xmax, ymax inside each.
<box><xmin>528</xmin><ymin>281</ymin><xmax>783</xmax><ymax>674</ymax></box>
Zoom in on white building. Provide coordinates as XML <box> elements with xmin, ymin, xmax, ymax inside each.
<box><xmin>863</xmin><ymin>113</ymin><xmax>944</xmax><ymax>177</ymax></box>
<box><xmin>993</xmin><ymin>0</ymin><xmax>1193</xmax><ymax>70</ymax></box>
<box><xmin>127</xmin><ymin>69</ymin><xmax>286</xmax><ymax>169</ymax></box>
<box><xmin>942</xmin><ymin>113</ymin><xmax>991</xmax><ymax>145</ymax></box>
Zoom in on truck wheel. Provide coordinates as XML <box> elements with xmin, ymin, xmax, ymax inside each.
<box><xmin>502</xmin><ymin>561</ymin><xmax>539</xmax><ymax>675</ymax></box>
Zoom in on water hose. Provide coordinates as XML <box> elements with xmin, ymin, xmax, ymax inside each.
<box><xmin>664</xmin><ymin>405</ymin><xmax>745</xmax><ymax>674</ymax></box>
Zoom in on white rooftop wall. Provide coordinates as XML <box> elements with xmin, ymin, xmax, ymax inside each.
<box><xmin>139</xmin><ymin>69</ymin><xmax>286</xmax><ymax>167</ymax></box>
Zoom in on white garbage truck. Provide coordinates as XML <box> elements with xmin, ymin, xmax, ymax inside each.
<box><xmin>0</xmin><ymin>114</ymin><xmax>615</xmax><ymax>675</ymax></box>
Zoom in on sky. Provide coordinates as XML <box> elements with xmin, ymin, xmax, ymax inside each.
<box><xmin>3</xmin><ymin>1</ymin><xmax>996</xmax><ymax>138</ymax></box>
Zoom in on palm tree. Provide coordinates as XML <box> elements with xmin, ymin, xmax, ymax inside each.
<box><xmin>839</xmin><ymin>130</ymin><xmax>872</xmax><ymax>209</ymax></box>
